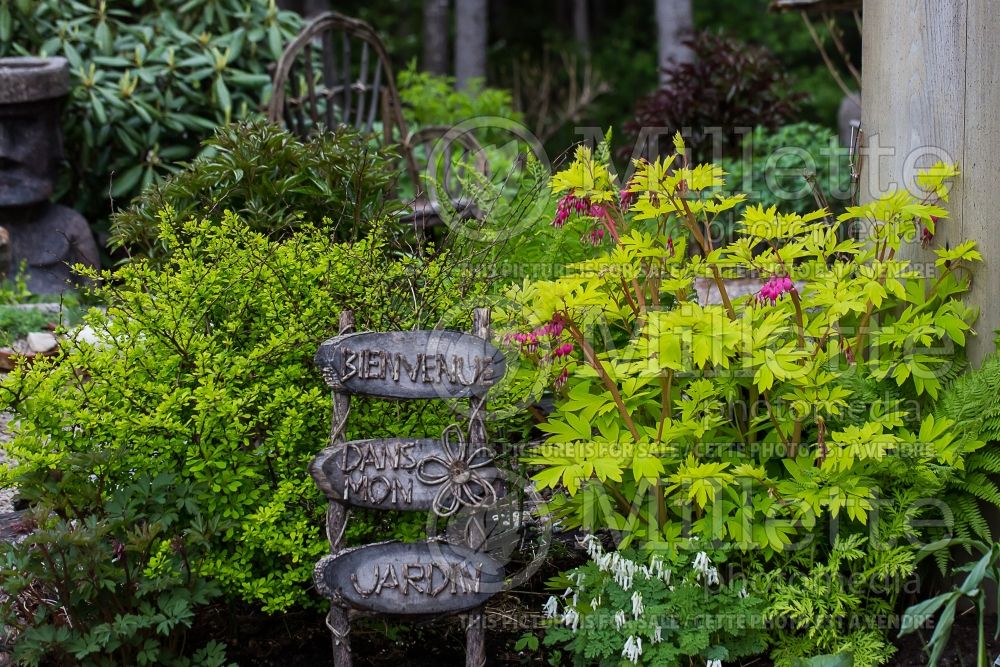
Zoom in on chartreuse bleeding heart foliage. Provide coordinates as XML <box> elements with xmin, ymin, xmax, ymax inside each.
<box><xmin>503</xmin><ymin>133</ymin><xmax>990</xmax><ymax>665</ymax></box>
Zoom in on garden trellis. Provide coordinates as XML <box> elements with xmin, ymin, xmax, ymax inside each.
<box><xmin>310</xmin><ymin>309</ymin><xmax>506</xmax><ymax>667</ymax></box>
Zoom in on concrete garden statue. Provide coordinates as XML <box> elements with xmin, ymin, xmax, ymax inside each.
<box><xmin>0</xmin><ymin>57</ymin><xmax>99</xmax><ymax>294</ymax></box>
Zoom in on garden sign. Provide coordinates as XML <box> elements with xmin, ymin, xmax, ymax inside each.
<box><xmin>310</xmin><ymin>309</ymin><xmax>506</xmax><ymax>667</ymax></box>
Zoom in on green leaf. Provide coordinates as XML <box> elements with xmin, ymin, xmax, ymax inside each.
<box><xmin>631</xmin><ymin>452</ymin><xmax>664</xmax><ymax>482</ymax></box>
<box><xmin>531</xmin><ymin>466</ymin><xmax>565</xmax><ymax>491</ymax></box>
<box><xmin>927</xmin><ymin>598</ymin><xmax>958</xmax><ymax>665</ymax></box>
<box><xmin>95</xmin><ymin>20</ymin><xmax>113</xmax><ymax>55</ymax></box>
<box><xmin>214</xmin><ymin>76</ymin><xmax>231</xmax><ymax>115</ymax></box>
<box><xmin>958</xmin><ymin>548</ymin><xmax>994</xmax><ymax>595</ymax></box>
<box><xmin>899</xmin><ymin>594</ymin><xmax>949</xmax><ymax>637</ymax></box>
<box><xmin>111</xmin><ymin>164</ymin><xmax>144</xmax><ymax>198</ymax></box>
<box><xmin>0</xmin><ymin>4</ymin><xmax>12</xmax><ymax>42</ymax></box>
<box><xmin>90</xmin><ymin>92</ymin><xmax>108</xmax><ymax>124</ymax></box>
<box><xmin>267</xmin><ymin>23</ymin><xmax>283</xmax><ymax>59</ymax></box>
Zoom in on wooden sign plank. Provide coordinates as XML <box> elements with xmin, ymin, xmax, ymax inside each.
<box><xmin>314</xmin><ymin>331</ymin><xmax>505</xmax><ymax>399</ymax></box>
<box><xmin>314</xmin><ymin>541</ymin><xmax>504</xmax><ymax>615</ymax></box>
<box><xmin>311</xmin><ymin>436</ymin><xmax>499</xmax><ymax>512</ymax></box>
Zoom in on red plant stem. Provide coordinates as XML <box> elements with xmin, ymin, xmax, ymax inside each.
<box><xmin>853</xmin><ymin>246</ymin><xmax>896</xmax><ymax>363</ymax></box>
<box><xmin>676</xmin><ymin>196</ymin><xmax>736</xmax><ymax>320</ymax></box>
<box><xmin>631</xmin><ymin>277</ymin><xmax>647</xmax><ymax>316</ymax></box>
<box><xmin>619</xmin><ymin>279</ymin><xmax>641</xmax><ymax>319</ymax></box>
<box><xmin>762</xmin><ymin>393</ymin><xmax>790</xmax><ymax>450</ymax></box>
<box><xmin>789</xmin><ymin>288</ymin><xmax>807</xmax><ymax>350</ymax></box>
<box><xmin>567</xmin><ymin>321</ymin><xmax>641</xmax><ymax>442</ymax></box>
<box><xmin>654</xmin><ymin>479</ymin><xmax>668</xmax><ymax>532</ymax></box>
<box><xmin>656</xmin><ymin>370</ymin><xmax>673</xmax><ymax>446</ymax></box>
<box><xmin>600</xmin><ymin>210</ymin><xmax>622</xmax><ymax>244</ymax></box>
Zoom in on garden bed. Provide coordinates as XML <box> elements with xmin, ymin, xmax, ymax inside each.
<box><xmin>185</xmin><ymin>604</ymin><xmax>1000</xmax><ymax>666</ymax></box>
<box><xmin>0</xmin><ymin>303</ymin><xmax>77</xmax><ymax>371</ymax></box>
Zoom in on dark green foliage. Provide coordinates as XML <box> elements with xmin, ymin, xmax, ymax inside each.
<box><xmin>444</xmin><ymin>151</ymin><xmax>604</xmax><ymax>284</ymax></box>
<box><xmin>0</xmin><ymin>459</ymin><xmax>227</xmax><ymax>666</ymax></box>
<box><xmin>397</xmin><ymin>63</ymin><xmax>521</xmax><ymax>128</ymax></box>
<box><xmin>932</xmin><ymin>354</ymin><xmax>1000</xmax><ymax>548</ymax></box>
<box><xmin>542</xmin><ymin>545</ymin><xmax>767</xmax><ymax>666</ymax></box>
<box><xmin>899</xmin><ymin>541</ymin><xmax>1000</xmax><ymax>667</ymax></box>
<box><xmin>0</xmin><ymin>0</ymin><xmax>301</xmax><ymax>228</ymax></box>
<box><xmin>109</xmin><ymin>121</ymin><xmax>399</xmax><ymax>261</ymax></box>
<box><xmin>692</xmin><ymin>0</ymin><xmax>857</xmax><ymax>124</ymax></box>
<box><xmin>722</xmin><ymin>123</ymin><xmax>852</xmax><ymax>216</ymax></box>
<box><xmin>625</xmin><ymin>32</ymin><xmax>804</xmax><ymax>163</ymax></box>
<box><xmin>934</xmin><ymin>353</ymin><xmax>1000</xmax><ymax>442</ymax></box>
<box><xmin>824</xmin><ymin>367</ymin><xmax>904</xmax><ymax>432</ymax></box>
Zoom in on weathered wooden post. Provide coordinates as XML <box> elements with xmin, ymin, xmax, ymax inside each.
<box><xmin>861</xmin><ymin>0</ymin><xmax>1000</xmax><ymax>364</ymax></box>
<box><xmin>465</xmin><ymin>309</ymin><xmax>491</xmax><ymax>667</ymax></box>
<box><xmin>322</xmin><ymin>311</ymin><xmax>355</xmax><ymax>664</ymax></box>
<box><xmin>310</xmin><ymin>309</ymin><xmax>506</xmax><ymax>666</ymax></box>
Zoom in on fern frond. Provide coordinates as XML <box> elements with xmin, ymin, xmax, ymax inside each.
<box><xmin>969</xmin><ymin>450</ymin><xmax>1000</xmax><ymax>473</ymax></box>
<box><xmin>952</xmin><ymin>493</ymin><xmax>992</xmax><ymax>542</ymax></box>
<box><xmin>956</xmin><ymin>473</ymin><xmax>1000</xmax><ymax>508</ymax></box>
<box><xmin>936</xmin><ymin>354</ymin><xmax>1000</xmax><ymax>438</ymax></box>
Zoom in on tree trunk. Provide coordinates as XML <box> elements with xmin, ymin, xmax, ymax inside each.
<box><xmin>861</xmin><ymin>0</ymin><xmax>999</xmax><ymax>365</ymax></box>
<box><xmin>655</xmin><ymin>0</ymin><xmax>694</xmax><ymax>84</ymax></box>
<box><xmin>422</xmin><ymin>0</ymin><xmax>450</xmax><ymax>75</ymax></box>
<box><xmin>454</xmin><ymin>0</ymin><xmax>488</xmax><ymax>89</ymax></box>
<box><xmin>574</xmin><ymin>0</ymin><xmax>590</xmax><ymax>51</ymax></box>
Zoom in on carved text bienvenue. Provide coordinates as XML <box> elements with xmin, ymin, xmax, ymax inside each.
<box><xmin>314</xmin><ymin>331</ymin><xmax>506</xmax><ymax>399</ymax></box>
<box><xmin>341</xmin><ymin>349</ymin><xmax>497</xmax><ymax>387</ymax></box>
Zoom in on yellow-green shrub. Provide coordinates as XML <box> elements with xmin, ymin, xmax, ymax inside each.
<box><xmin>0</xmin><ymin>213</ymin><xmax>488</xmax><ymax>613</ymax></box>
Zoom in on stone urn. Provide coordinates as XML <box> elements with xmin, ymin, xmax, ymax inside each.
<box><xmin>0</xmin><ymin>57</ymin><xmax>99</xmax><ymax>294</ymax></box>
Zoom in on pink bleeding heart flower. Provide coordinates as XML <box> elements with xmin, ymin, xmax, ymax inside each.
<box><xmin>553</xmin><ymin>342</ymin><xmax>574</xmax><ymax>359</ymax></box>
<box><xmin>539</xmin><ymin>314</ymin><xmax>565</xmax><ymax>337</ymax></box>
<box><xmin>619</xmin><ymin>189</ymin><xmax>637</xmax><ymax>209</ymax></box>
<box><xmin>582</xmin><ymin>227</ymin><xmax>605</xmax><ymax>246</ymax></box>
<box><xmin>756</xmin><ymin>274</ymin><xmax>795</xmax><ymax>306</ymax></box>
<box><xmin>921</xmin><ymin>215</ymin><xmax>939</xmax><ymax>247</ymax></box>
<box><xmin>553</xmin><ymin>194</ymin><xmax>604</xmax><ymax>228</ymax></box>
<box><xmin>552</xmin><ymin>194</ymin><xmax>576</xmax><ymax>227</ymax></box>
<box><xmin>554</xmin><ymin>366</ymin><xmax>570</xmax><ymax>390</ymax></box>
<box><xmin>512</xmin><ymin>331</ymin><xmax>539</xmax><ymax>353</ymax></box>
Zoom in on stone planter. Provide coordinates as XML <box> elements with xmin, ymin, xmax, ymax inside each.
<box><xmin>0</xmin><ymin>57</ymin><xmax>99</xmax><ymax>294</ymax></box>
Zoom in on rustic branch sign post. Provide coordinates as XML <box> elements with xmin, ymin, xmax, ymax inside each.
<box><xmin>310</xmin><ymin>309</ymin><xmax>506</xmax><ymax>667</ymax></box>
